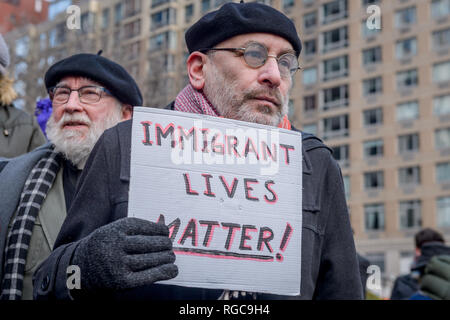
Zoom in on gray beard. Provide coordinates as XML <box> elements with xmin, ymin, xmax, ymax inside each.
<box><xmin>203</xmin><ymin>61</ymin><xmax>289</xmax><ymax>127</ymax></box>
<box><xmin>46</xmin><ymin>109</ymin><xmax>123</xmax><ymax>169</ymax></box>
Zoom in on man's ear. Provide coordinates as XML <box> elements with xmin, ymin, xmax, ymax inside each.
<box><xmin>187</xmin><ymin>52</ymin><xmax>208</xmax><ymax>90</ymax></box>
<box><xmin>121</xmin><ymin>104</ymin><xmax>133</xmax><ymax>120</ymax></box>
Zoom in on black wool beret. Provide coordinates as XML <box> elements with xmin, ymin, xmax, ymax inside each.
<box><xmin>185</xmin><ymin>2</ymin><xmax>302</xmax><ymax>57</ymax></box>
<box><xmin>45</xmin><ymin>53</ymin><xmax>143</xmax><ymax>106</ymax></box>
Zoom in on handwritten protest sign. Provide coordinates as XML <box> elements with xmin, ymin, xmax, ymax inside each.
<box><xmin>128</xmin><ymin>107</ymin><xmax>302</xmax><ymax>295</ymax></box>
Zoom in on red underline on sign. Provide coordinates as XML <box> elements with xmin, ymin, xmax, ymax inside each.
<box><xmin>173</xmin><ymin>247</ymin><xmax>274</xmax><ymax>262</ymax></box>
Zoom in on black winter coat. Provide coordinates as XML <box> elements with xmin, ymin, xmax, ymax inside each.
<box><xmin>33</xmin><ymin>109</ymin><xmax>362</xmax><ymax>300</ymax></box>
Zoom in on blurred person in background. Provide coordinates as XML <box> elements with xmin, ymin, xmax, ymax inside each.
<box><xmin>0</xmin><ymin>52</ymin><xmax>140</xmax><ymax>300</ymax></box>
<box><xmin>0</xmin><ymin>33</ymin><xmax>45</xmax><ymax>158</ymax></box>
<box><xmin>390</xmin><ymin>228</ymin><xmax>450</xmax><ymax>299</ymax></box>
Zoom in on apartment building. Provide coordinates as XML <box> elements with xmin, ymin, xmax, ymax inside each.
<box><xmin>293</xmin><ymin>0</ymin><xmax>450</xmax><ymax>297</ymax></box>
<box><xmin>4</xmin><ymin>0</ymin><xmax>450</xmax><ymax>297</ymax></box>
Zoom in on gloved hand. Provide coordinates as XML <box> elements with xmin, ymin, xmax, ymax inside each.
<box><xmin>72</xmin><ymin>217</ymin><xmax>178</xmax><ymax>291</ymax></box>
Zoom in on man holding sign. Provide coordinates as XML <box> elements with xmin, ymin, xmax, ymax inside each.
<box><xmin>34</xmin><ymin>2</ymin><xmax>362</xmax><ymax>300</ymax></box>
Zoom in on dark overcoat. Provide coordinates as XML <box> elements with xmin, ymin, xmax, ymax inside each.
<box><xmin>33</xmin><ymin>105</ymin><xmax>363</xmax><ymax>300</ymax></box>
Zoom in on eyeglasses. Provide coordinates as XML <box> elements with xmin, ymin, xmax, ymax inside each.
<box><xmin>48</xmin><ymin>85</ymin><xmax>112</xmax><ymax>105</ymax></box>
<box><xmin>199</xmin><ymin>42</ymin><xmax>301</xmax><ymax>78</ymax></box>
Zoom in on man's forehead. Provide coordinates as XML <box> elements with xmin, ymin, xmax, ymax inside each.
<box><xmin>57</xmin><ymin>76</ymin><xmax>102</xmax><ymax>87</ymax></box>
<box><xmin>219</xmin><ymin>33</ymin><xmax>294</xmax><ymax>53</ymax></box>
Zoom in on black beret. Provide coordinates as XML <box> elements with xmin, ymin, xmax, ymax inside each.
<box><xmin>185</xmin><ymin>2</ymin><xmax>302</xmax><ymax>57</ymax></box>
<box><xmin>45</xmin><ymin>53</ymin><xmax>143</xmax><ymax>106</ymax></box>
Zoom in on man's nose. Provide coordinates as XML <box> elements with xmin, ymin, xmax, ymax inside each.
<box><xmin>64</xmin><ymin>90</ymin><xmax>84</xmax><ymax>113</ymax></box>
<box><xmin>258</xmin><ymin>56</ymin><xmax>282</xmax><ymax>88</ymax></box>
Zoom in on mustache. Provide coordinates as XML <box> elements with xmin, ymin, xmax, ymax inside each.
<box><xmin>57</xmin><ymin>113</ymin><xmax>91</xmax><ymax>127</ymax></box>
<box><xmin>243</xmin><ymin>89</ymin><xmax>283</xmax><ymax>107</ymax></box>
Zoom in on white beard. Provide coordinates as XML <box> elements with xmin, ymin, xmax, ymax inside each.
<box><xmin>46</xmin><ymin>108</ymin><xmax>123</xmax><ymax>169</ymax></box>
<box><xmin>203</xmin><ymin>61</ymin><xmax>289</xmax><ymax>127</ymax></box>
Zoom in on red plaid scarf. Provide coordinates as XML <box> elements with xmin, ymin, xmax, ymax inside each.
<box><xmin>174</xmin><ymin>84</ymin><xmax>291</xmax><ymax>130</ymax></box>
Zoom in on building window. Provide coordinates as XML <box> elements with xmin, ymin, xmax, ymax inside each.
<box><xmin>432</xmin><ymin>28</ymin><xmax>450</xmax><ymax>51</ymax></box>
<box><xmin>303</xmin><ymin>94</ymin><xmax>317</xmax><ymax>112</ymax></box>
<box><xmin>398</xmin><ymin>133</ymin><xmax>420</xmax><ymax>153</ymax></box>
<box><xmin>303</xmin><ymin>39</ymin><xmax>317</xmax><ymax>56</ymax></box>
<box><xmin>363</xmin><ymin>107</ymin><xmax>383</xmax><ymax>127</ymax></box>
<box><xmin>364</xmin><ymin>171</ymin><xmax>384</xmax><ymax>190</ymax></box>
<box><xmin>303</xmin><ymin>11</ymin><xmax>317</xmax><ymax>30</ymax></box>
<box><xmin>323</xmin><ymin>55</ymin><xmax>348</xmax><ymax>81</ymax></box>
<box><xmin>202</xmin><ymin>0</ymin><xmax>211</xmax><ymax>13</ymax></box>
<box><xmin>364</xmin><ymin>139</ymin><xmax>384</xmax><ymax>158</ymax></box>
<box><xmin>396</xmin><ymin>37</ymin><xmax>417</xmax><ymax>60</ymax></box>
<box><xmin>102</xmin><ymin>8</ymin><xmax>110</xmax><ymax>29</ymax></box>
<box><xmin>322</xmin><ymin>0</ymin><xmax>348</xmax><ymax>24</ymax></box>
<box><xmin>437</xmin><ymin>196</ymin><xmax>450</xmax><ymax>227</ymax></box>
<box><xmin>125</xmin><ymin>42</ymin><xmax>140</xmax><ymax>61</ymax></box>
<box><xmin>151</xmin><ymin>8</ymin><xmax>177</xmax><ymax>30</ymax></box>
<box><xmin>114</xmin><ymin>3</ymin><xmax>123</xmax><ymax>24</ymax></box>
<box><xmin>125</xmin><ymin>0</ymin><xmax>141</xmax><ymax>17</ymax></box>
<box><xmin>185</xmin><ymin>4</ymin><xmax>194</xmax><ymax>23</ymax></box>
<box><xmin>398</xmin><ymin>166</ymin><xmax>421</xmax><ymax>187</ymax></box>
<box><xmin>361</xmin><ymin>20</ymin><xmax>381</xmax><ymax>38</ymax></box>
<box><xmin>436</xmin><ymin>162</ymin><xmax>450</xmax><ymax>184</ymax></box>
<box><xmin>152</xmin><ymin>0</ymin><xmax>173</xmax><ymax>7</ymax></box>
<box><xmin>433</xmin><ymin>94</ymin><xmax>450</xmax><ymax>116</ymax></box>
<box><xmin>395</xmin><ymin>6</ymin><xmax>417</xmax><ymax>29</ymax></box>
<box><xmin>433</xmin><ymin>60</ymin><xmax>450</xmax><ymax>84</ymax></box>
<box><xmin>322</xmin><ymin>114</ymin><xmax>349</xmax><ymax>140</ymax></box>
<box><xmin>431</xmin><ymin>0</ymin><xmax>450</xmax><ymax>20</ymax></box>
<box><xmin>149</xmin><ymin>31</ymin><xmax>177</xmax><ymax>51</ymax></box>
<box><xmin>396</xmin><ymin>101</ymin><xmax>419</xmax><ymax>122</ymax></box>
<box><xmin>435</xmin><ymin>127</ymin><xmax>450</xmax><ymax>149</ymax></box>
<box><xmin>124</xmin><ymin>20</ymin><xmax>141</xmax><ymax>39</ymax></box>
<box><xmin>362</xmin><ymin>46</ymin><xmax>382</xmax><ymax>66</ymax></box>
<box><xmin>331</xmin><ymin>144</ymin><xmax>349</xmax><ymax>167</ymax></box>
<box><xmin>303</xmin><ymin>123</ymin><xmax>317</xmax><ymax>135</ymax></box>
<box><xmin>283</xmin><ymin>0</ymin><xmax>295</xmax><ymax>11</ymax></box>
<box><xmin>303</xmin><ymin>67</ymin><xmax>318</xmax><ymax>86</ymax></box>
<box><xmin>363</xmin><ymin>76</ymin><xmax>382</xmax><ymax>96</ymax></box>
<box><xmin>397</xmin><ymin>69</ymin><xmax>418</xmax><ymax>90</ymax></box>
<box><xmin>399</xmin><ymin>200</ymin><xmax>422</xmax><ymax>229</ymax></box>
<box><xmin>343</xmin><ymin>175</ymin><xmax>350</xmax><ymax>199</ymax></box>
<box><xmin>362</xmin><ymin>0</ymin><xmax>380</xmax><ymax>5</ymax></box>
<box><xmin>322</xmin><ymin>84</ymin><xmax>349</xmax><ymax>110</ymax></box>
<box><xmin>365</xmin><ymin>204</ymin><xmax>385</xmax><ymax>231</ymax></box>
<box><xmin>322</xmin><ymin>26</ymin><xmax>348</xmax><ymax>53</ymax></box>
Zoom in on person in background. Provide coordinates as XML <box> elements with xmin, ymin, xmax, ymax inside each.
<box><xmin>0</xmin><ymin>33</ymin><xmax>46</xmax><ymax>158</ymax></box>
<box><xmin>0</xmin><ymin>52</ymin><xmax>140</xmax><ymax>300</ymax></box>
<box><xmin>390</xmin><ymin>228</ymin><xmax>450</xmax><ymax>299</ymax></box>
<box><xmin>409</xmin><ymin>254</ymin><xmax>450</xmax><ymax>300</ymax></box>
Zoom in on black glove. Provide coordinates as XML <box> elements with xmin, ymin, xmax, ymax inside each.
<box><xmin>72</xmin><ymin>217</ymin><xmax>178</xmax><ymax>291</ymax></box>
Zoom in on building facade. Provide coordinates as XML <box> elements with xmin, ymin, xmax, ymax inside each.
<box><xmin>0</xmin><ymin>0</ymin><xmax>49</xmax><ymax>34</ymax></box>
<box><xmin>4</xmin><ymin>0</ymin><xmax>450</xmax><ymax>298</ymax></box>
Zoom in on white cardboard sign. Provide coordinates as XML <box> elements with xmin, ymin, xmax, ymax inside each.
<box><xmin>128</xmin><ymin>107</ymin><xmax>302</xmax><ymax>296</ymax></box>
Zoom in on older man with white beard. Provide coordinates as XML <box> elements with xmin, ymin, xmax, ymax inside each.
<box><xmin>0</xmin><ymin>53</ymin><xmax>141</xmax><ymax>300</ymax></box>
